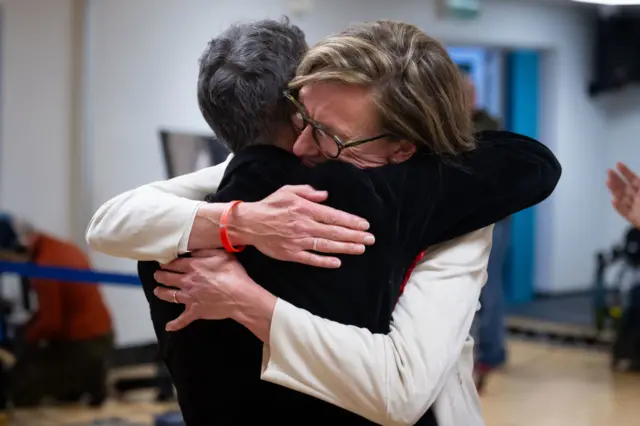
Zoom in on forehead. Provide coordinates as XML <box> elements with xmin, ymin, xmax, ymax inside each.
<box><xmin>298</xmin><ymin>82</ymin><xmax>379</xmax><ymax>137</ymax></box>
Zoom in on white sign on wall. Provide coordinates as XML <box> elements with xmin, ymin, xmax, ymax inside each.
<box><xmin>286</xmin><ymin>0</ymin><xmax>314</xmax><ymax>16</ymax></box>
<box><xmin>439</xmin><ymin>0</ymin><xmax>481</xmax><ymax>19</ymax></box>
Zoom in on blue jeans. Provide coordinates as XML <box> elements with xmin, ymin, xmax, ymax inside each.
<box><xmin>475</xmin><ymin>220</ymin><xmax>510</xmax><ymax>368</ymax></box>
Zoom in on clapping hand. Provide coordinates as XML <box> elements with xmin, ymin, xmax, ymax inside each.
<box><xmin>607</xmin><ymin>162</ymin><xmax>640</xmax><ymax>229</ymax></box>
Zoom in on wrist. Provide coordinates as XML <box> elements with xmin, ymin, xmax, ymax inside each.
<box><xmin>188</xmin><ymin>203</ymin><xmax>225</xmax><ymax>251</ymax></box>
<box><xmin>225</xmin><ymin>201</ymin><xmax>255</xmax><ymax>247</ymax></box>
<box><xmin>190</xmin><ymin>201</ymin><xmax>255</xmax><ymax>251</ymax></box>
<box><xmin>230</xmin><ymin>277</ymin><xmax>277</xmax><ymax>343</ymax></box>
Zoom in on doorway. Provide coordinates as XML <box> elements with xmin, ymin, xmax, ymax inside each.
<box><xmin>448</xmin><ymin>46</ymin><xmax>541</xmax><ymax>305</ymax></box>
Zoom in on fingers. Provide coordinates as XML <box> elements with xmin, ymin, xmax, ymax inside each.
<box><xmin>291</xmin><ymin>251</ymin><xmax>341</xmax><ymax>269</ymax></box>
<box><xmin>617</xmin><ymin>163</ymin><xmax>640</xmax><ymax>190</ymax></box>
<box><xmin>307</xmin><ymin>220</ymin><xmax>375</xmax><ymax>246</ymax></box>
<box><xmin>154</xmin><ymin>270</ymin><xmax>186</xmax><ymax>289</ymax></box>
<box><xmin>612</xmin><ymin>199</ymin><xmax>629</xmax><ymax>218</ymax></box>
<box><xmin>306</xmin><ymin>203</ymin><xmax>371</xmax><ymax>231</ymax></box>
<box><xmin>154</xmin><ymin>287</ymin><xmax>191</xmax><ymax>305</ymax></box>
<box><xmin>285</xmin><ymin>185</ymin><xmax>328</xmax><ymax>203</ymax></box>
<box><xmin>166</xmin><ymin>308</ymin><xmax>198</xmax><ymax>332</ymax></box>
<box><xmin>309</xmin><ymin>204</ymin><xmax>370</xmax><ymax>231</ymax></box>
<box><xmin>306</xmin><ymin>237</ymin><xmax>365</xmax><ymax>255</ymax></box>
<box><xmin>162</xmin><ymin>257</ymin><xmax>194</xmax><ymax>273</ymax></box>
<box><xmin>607</xmin><ymin>170</ymin><xmax>627</xmax><ymax>197</ymax></box>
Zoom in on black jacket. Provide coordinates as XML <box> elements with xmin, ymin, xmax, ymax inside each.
<box><xmin>139</xmin><ymin>131</ymin><xmax>561</xmax><ymax>425</ymax></box>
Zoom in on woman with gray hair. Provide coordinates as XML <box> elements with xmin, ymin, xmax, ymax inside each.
<box><xmin>89</xmin><ymin>19</ymin><xmax>560</xmax><ymax>426</ymax></box>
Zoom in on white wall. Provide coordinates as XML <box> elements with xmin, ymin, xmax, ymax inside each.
<box><xmin>0</xmin><ymin>0</ymin><xmax>78</xmax><ymax>238</ymax></box>
<box><xmin>83</xmin><ymin>0</ymin><xmax>604</xmax><ymax>345</ymax></box>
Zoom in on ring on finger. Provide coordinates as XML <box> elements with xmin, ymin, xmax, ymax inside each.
<box><xmin>172</xmin><ymin>289</ymin><xmax>178</xmax><ymax>304</ymax></box>
<box><xmin>312</xmin><ymin>238</ymin><xmax>318</xmax><ymax>252</ymax></box>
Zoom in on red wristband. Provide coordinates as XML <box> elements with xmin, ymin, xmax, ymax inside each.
<box><xmin>220</xmin><ymin>200</ymin><xmax>246</xmax><ymax>253</ymax></box>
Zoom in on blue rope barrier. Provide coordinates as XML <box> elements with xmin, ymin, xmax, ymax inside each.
<box><xmin>0</xmin><ymin>261</ymin><xmax>141</xmax><ymax>286</ymax></box>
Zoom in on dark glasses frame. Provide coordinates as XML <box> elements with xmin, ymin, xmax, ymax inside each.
<box><xmin>283</xmin><ymin>90</ymin><xmax>390</xmax><ymax>159</ymax></box>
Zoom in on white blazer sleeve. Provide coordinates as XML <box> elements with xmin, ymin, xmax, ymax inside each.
<box><xmin>260</xmin><ymin>226</ymin><xmax>492</xmax><ymax>426</ymax></box>
<box><xmin>85</xmin><ymin>156</ymin><xmax>232</xmax><ymax>263</ymax></box>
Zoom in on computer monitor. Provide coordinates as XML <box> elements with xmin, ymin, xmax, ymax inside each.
<box><xmin>159</xmin><ymin>130</ymin><xmax>229</xmax><ymax>178</ymax></box>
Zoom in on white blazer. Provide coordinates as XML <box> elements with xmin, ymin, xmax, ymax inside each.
<box><xmin>86</xmin><ymin>156</ymin><xmax>489</xmax><ymax>426</ymax></box>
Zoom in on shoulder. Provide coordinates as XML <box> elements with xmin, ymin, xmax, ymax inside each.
<box><xmin>473</xmin><ymin>110</ymin><xmax>501</xmax><ymax>132</ymax></box>
<box><xmin>367</xmin><ymin>152</ymin><xmax>441</xmax><ymax>191</ymax></box>
<box><xmin>415</xmin><ymin>226</ymin><xmax>493</xmax><ymax>272</ymax></box>
<box><xmin>224</xmin><ymin>145</ymin><xmax>300</xmax><ymax>179</ymax></box>
<box><xmin>313</xmin><ymin>160</ymin><xmax>372</xmax><ymax>186</ymax></box>
<box><xmin>210</xmin><ymin>146</ymin><xmax>303</xmax><ymax>203</ymax></box>
<box><xmin>222</xmin><ymin>145</ymin><xmax>301</xmax><ymax>183</ymax></box>
<box><xmin>311</xmin><ymin>161</ymin><xmax>386</xmax><ymax>203</ymax></box>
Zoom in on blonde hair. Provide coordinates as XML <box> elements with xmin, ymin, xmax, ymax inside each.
<box><xmin>290</xmin><ymin>20</ymin><xmax>474</xmax><ymax>156</ymax></box>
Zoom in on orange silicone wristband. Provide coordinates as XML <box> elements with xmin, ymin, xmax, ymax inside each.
<box><xmin>220</xmin><ymin>200</ymin><xmax>246</xmax><ymax>253</ymax></box>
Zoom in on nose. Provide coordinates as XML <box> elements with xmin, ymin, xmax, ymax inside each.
<box><xmin>292</xmin><ymin>126</ymin><xmax>320</xmax><ymax>158</ymax></box>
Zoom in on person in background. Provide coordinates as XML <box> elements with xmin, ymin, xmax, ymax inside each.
<box><xmin>607</xmin><ymin>162</ymin><xmax>640</xmax><ymax>228</ymax></box>
<box><xmin>0</xmin><ymin>213</ymin><xmax>113</xmax><ymax>407</ymax></box>
<box><xmin>463</xmin><ymin>74</ymin><xmax>509</xmax><ymax>392</ymax></box>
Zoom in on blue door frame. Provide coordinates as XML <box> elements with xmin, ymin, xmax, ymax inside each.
<box><xmin>504</xmin><ymin>50</ymin><xmax>539</xmax><ymax>304</ymax></box>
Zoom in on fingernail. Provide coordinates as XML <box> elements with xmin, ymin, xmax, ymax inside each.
<box><xmin>364</xmin><ymin>235</ymin><xmax>375</xmax><ymax>245</ymax></box>
<box><xmin>356</xmin><ymin>244</ymin><xmax>366</xmax><ymax>254</ymax></box>
<box><xmin>359</xmin><ymin>220</ymin><xmax>370</xmax><ymax>230</ymax></box>
<box><xmin>332</xmin><ymin>258</ymin><xmax>341</xmax><ymax>268</ymax></box>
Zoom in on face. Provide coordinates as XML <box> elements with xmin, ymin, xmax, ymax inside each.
<box><xmin>288</xmin><ymin>82</ymin><xmax>415</xmax><ymax>168</ymax></box>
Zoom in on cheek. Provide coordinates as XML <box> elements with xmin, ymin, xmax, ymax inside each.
<box><xmin>354</xmin><ymin>141</ymin><xmax>393</xmax><ymax>158</ymax></box>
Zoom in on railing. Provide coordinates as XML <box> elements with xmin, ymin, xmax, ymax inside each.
<box><xmin>0</xmin><ymin>261</ymin><xmax>140</xmax><ymax>286</ymax></box>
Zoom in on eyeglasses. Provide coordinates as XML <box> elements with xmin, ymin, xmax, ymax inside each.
<box><xmin>283</xmin><ymin>90</ymin><xmax>390</xmax><ymax>159</ymax></box>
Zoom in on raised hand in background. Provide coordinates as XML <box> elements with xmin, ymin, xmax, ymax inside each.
<box><xmin>607</xmin><ymin>162</ymin><xmax>640</xmax><ymax>229</ymax></box>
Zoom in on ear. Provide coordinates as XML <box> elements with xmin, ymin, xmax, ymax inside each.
<box><xmin>389</xmin><ymin>140</ymin><xmax>416</xmax><ymax>164</ymax></box>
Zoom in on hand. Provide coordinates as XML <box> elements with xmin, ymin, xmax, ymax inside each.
<box><xmin>231</xmin><ymin>185</ymin><xmax>375</xmax><ymax>268</ymax></box>
<box><xmin>153</xmin><ymin>250</ymin><xmax>276</xmax><ymax>337</ymax></box>
<box><xmin>607</xmin><ymin>162</ymin><xmax>640</xmax><ymax>229</ymax></box>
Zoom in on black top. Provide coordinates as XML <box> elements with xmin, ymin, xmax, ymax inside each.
<box><xmin>139</xmin><ymin>130</ymin><xmax>561</xmax><ymax>426</ymax></box>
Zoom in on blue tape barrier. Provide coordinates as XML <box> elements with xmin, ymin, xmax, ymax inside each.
<box><xmin>0</xmin><ymin>261</ymin><xmax>141</xmax><ymax>287</ymax></box>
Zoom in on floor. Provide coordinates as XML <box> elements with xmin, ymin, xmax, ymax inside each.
<box><xmin>481</xmin><ymin>340</ymin><xmax>639</xmax><ymax>426</ymax></box>
<box><xmin>9</xmin><ymin>339</ymin><xmax>640</xmax><ymax>426</ymax></box>
<box><xmin>507</xmin><ymin>294</ymin><xmax>593</xmax><ymax>327</ymax></box>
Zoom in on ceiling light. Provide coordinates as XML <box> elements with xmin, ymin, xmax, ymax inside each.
<box><xmin>571</xmin><ymin>0</ymin><xmax>640</xmax><ymax>5</ymax></box>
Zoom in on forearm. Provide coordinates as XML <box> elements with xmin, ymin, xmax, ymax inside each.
<box><xmin>235</xmin><ymin>227</ymin><xmax>491</xmax><ymax>425</ymax></box>
<box><xmin>230</xmin><ymin>281</ymin><xmax>277</xmax><ymax>343</ymax></box>
<box><xmin>481</xmin><ymin>131</ymin><xmax>561</xmax><ymax>210</ymax></box>
<box><xmin>87</xmin><ymin>187</ymin><xmax>203</xmax><ymax>262</ymax></box>
<box><xmin>186</xmin><ymin>202</ymin><xmax>256</xmax><ymax>252</ymax></box>
<box><xmin>434</xmin><ymin>132</ymin><xmax>561</xmax><ymax>245</ymax></box>
<box><xmin>86</xmin><ymin>159</ymin><xmax>231</xmax><ymax>262</ymax></box>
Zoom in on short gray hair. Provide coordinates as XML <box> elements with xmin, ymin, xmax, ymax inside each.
<box><xmin>197</xmin><ymin>17</ymin><xmax>308</xmax><ymax>152</ymax></box>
